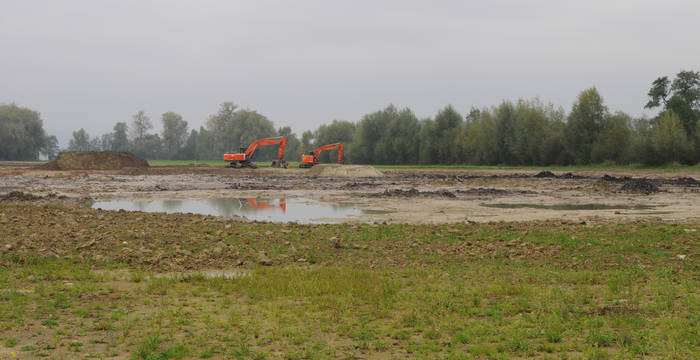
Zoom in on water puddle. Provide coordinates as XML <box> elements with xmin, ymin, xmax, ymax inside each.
<box><xmin>481</xmin><ymin>203</ymin><xmax>657</xmax><ymax>211</ymax></box>
<box><xmin>92</xmin><ymin>197</ymin><xmax>387</xmax><ymax>223</ymax></box>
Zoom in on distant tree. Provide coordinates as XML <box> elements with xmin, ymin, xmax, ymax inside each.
<box><xmin>300</xmin><ymin>130</ymin><xmax>314</xmax><ymax>152</ymax></box>
<box><xmin>645</xmin><ymin>70</ymin><xmax>700</xmax><ymax>137</ymax></box>
<box><xmin>592</xmin><ymin>112</ymin><xmax>632</xmax><ymax>164</ymax></box>
<box><xmin>420</xmin><ymin>105</ymin><xmax>462</xmax><ymax>164</ymax></box>
<box><xmin>161</xmin><ymin>112</ymin><xmax>188</xmax><ymax>159</ymax></box>
<box><xmin>41</xmin><ymin>135</ymin><xmax>59</xmax><ymax>160</ymax></box>
<box><xmin>629</xmin><ymin>117</ymin><xmax>657</xmax><ymax>165</ymax></box>
<box><xmin>99</xmin><ymin>133</ymin><xmax>113</xmax><ymax>151</ymax></box>
<box><xmin>383</xmin><ymin>108</ymin><xmax>420</xmax><ymax>164</ymax></box>
<box><xmin>651</xmin><ymin>111</ymin><xmax>693</xmax><ymax>164</ymax></box>
<box><xmin>131</xmin><ymin>134</ymin><xmax>162</xmax><ymax>160</ymax></box>
<box><xmin>565</xmin><ymin>88</ymin><xmax>608</xmax><ymax>164</ymax></box>
<box><xmin>67</xmin><ymin>128</ymin><xmax>92</xmax><ymax>151</ymax></box>
<box><xmin>645</xmin><ymin>76</ymin><xmax>671</xmax><ymax>109</ymax></box>
<box><xmin>205</xmin><ymin>102</ymin><xmax>238</xmax><ymax>156</ymax></box>
<box><xmin>130</xmin><ymin>110</ymin><xmax>153</xmax><ymax>141</ymax></box>
<box><xmin>352</xmin><ymin>105</ymin><xmax>395</xmax><ymax>164</ymax></box>
<box><xmin>0</xmin><ymin>104</ymin><xmax>48</xmax><ymax>160</ymax></box>
<box><xmin>277</xmin><ymin>126</ymin><xmax>302</xmax><ymax>161</ymax></box>
<box><xmin>176</xmin><ymin>129</ymin><xmax>199</xmax><ymax>160</ymax></box>
<box><xmin>111</xmin><ymin>122</ymin><xmax>129</xmax><ymax>151</ymax></box>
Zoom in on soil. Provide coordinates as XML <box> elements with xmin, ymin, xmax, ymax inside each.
<box><xmin>305</xmin><ymin>164</ymin><xmax>384</xmax><ymax>177</ymax></box>
<box><xmin>40</xmin><ymin>151</ymin><xmax>149</xmax><ymax>170</ymax></box>
<box><xmin>1</xmin><ymin>162</ymin><xmax>699</xmax><ymax>224</ymax></box>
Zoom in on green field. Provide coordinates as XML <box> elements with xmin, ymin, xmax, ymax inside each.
<box><xmin>1</xmin><ymin>203</ymin><xmax>699</xmax><ymax>359</ymax></box>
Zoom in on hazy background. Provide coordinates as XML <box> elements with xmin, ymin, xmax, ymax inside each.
<box><xmin>1</xmin><ymin>0</ymin><xmax>698</xmax><ymax>146</ymax></box>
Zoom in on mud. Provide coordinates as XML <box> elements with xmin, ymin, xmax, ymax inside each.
<box><xmin>620</xmin><ymin>178</ymin><xmax>660</xmax><ymax>194</ymax></box>
<box><xmin>1</xmin><ymin>162</ymin><xmax>699</xmax><ymax>224</ymax></box>
<box><xmin>0</xmin><ymin>190</ymin><xmax>93</xmax><ymax>206</ymax></box>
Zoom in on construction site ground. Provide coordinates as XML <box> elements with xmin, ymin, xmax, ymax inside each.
<box><xmin>0</xmin><ymin>161</ymin><xmax>699</xmax><ymax>359</ymax></box>
<box><xmin>1</xmin><ymin>162</ymin><xmax>699</xmax><ymax>224</ymax></box>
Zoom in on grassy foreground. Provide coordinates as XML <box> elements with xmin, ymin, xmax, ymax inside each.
<box><xmin>0</xmin><ymin>204</ymin><xmax>699</xmax><ymax>359</ymax></box>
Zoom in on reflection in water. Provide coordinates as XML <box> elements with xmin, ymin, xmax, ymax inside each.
<box><xmin>92</xmin><ymin>197</ymin><xmax>377</xmax><ymax>224</ymax></box>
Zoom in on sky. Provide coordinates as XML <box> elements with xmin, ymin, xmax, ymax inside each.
<box><xmin>1</xmin><ymin>0</ymin><xmax>699</xmax><ymax>146</ymax></box>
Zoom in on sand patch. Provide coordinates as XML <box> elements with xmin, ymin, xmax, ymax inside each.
<box><xmin>305</xmin><ymin>164</ymin><xmax>384</xmax><ymax>178</ymax></box>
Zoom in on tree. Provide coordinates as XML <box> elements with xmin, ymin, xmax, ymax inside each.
<box><xmin>130</xmin><ymin>110</ymin><xmax>153</xmax><ymax>141</ymax></box>
<box><xmin>420</xmin><ymin>105</ymin><xmax>462</xmax><ymax>164</ymax></box>
<box><xmin>111</xmin><ymin>122</ymin><xmax>129</xmax><ymax>151</ymax></box>
<box><xmin>161</xmin><ymin>112</ymin><xmax>188</xmax><ymax>159</ymax></box>
<box><xmin>41</xmin><ymin>135</ymin><xmax>59</xmax><ymax>160</ymax></box>
<box><xmin>645</xmin><ymin>76</ymin><xmax>670</xmax><ymax>109</ymax></box>
<box><xmin>67</xmin><ymin>128</ymin><xmax>92</xmax><ymax>151</ymax></box>
<box><xmin>278</xmin><ymin>126</ymin><xmax>302</xmax><ymax>161</ymax></box>
<box><xmin>645</xmin><ymin>70</ymin><xmax>700</xmax><ymax>137</ymax></box>
<box><xmin>565</xmin><ymin>88</ymin><xmax>608</xmax><ymax>164</ymax></box>
<box><xmin>0</xmin><ymin>104</ymin><xmax>49</xmax><ymax>161</ymax></box>
<box><xmin>651</xmin><ymin>111</ymin><xmax>693</xmax><ymax>164</ymax></box>
<box><xmin>671</xmin><ymin>70</ymin><xmax>700</xmax><ymax>109</ymax></box>
<box><xmin>592</xmin><ymin>112</ymin><xmax>632</xmax><ymax>164</ymax></box>
<box><xmin>351</xmin><ymin>105</ymin><xmax>397</xmax><ymax>164</ymax></box>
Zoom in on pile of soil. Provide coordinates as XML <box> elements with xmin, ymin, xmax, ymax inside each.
<box><xmin>0</xmin><ymin>191</ymin><xmax>92</xmax><ymax>206</ymax></box>
<box><xmin>534</xmin><ymin>171</ymin><xmax>557</xmax><ymax>178</ymax></box>
<box><xmin>40</xmin><ymin>151</ymin><xmax>149</xmax><ymax>170</ymax></box>
<box><xmin>620</xmin><ymin>179</ymin><xmax>660</xmax><ymax>194</ymax></box>
<box><xmin>306</xmin><ymin>164</ymin><xmax>384</xmax><ymax>178</ymax></box>
<box><xmin>0</xmin><ymin>191</ymin><xmax>45</xmax><ymax>202</ymax></box>
<box><xmin>372</xmin><ymin>188</ymin><xmax>456</xmax><ymax>198</ymax></box>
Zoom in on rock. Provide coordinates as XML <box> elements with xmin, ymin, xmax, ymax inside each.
<box><xmin>77</xmin><ymin>239</ymin><xmax>96</xmax><ymax>250</ymax></box>
<box><xmin>257</xmin><ymin>251</ymin><xmax>273</xmax><ymax>266</ymax></box>
<box><xmin>329</xmin><ymin>236</ymin><xmax>342</xmax><ymax>248</ymax></box>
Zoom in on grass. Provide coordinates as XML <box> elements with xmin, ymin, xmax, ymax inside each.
<box><xmin>0</xmin><ymin>204</ymin><xmax>698</xmax><ymax>358</ymax></box>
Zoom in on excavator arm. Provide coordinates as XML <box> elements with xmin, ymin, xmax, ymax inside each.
<box><xmin>313</xmin><ymin>143</ymin><xmax>343</xmax><ymax>164</ymax></box>
<box><xmin>300</xmin><ymin>142</ymin><xmax>344</xmax><ymax>168</ymax></box>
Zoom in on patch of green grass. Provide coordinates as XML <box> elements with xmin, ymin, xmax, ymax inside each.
<box><xmin>0</xmin><ymin>211</ymin><xmax>698</xmax><ymax>358</ymax></box>
<box><xmin>3</xmin><ymin>338</ymin><xmax>18</xmax><ymax>347</ymax></box>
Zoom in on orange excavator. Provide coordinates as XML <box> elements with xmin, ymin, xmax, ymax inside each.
<box><xmin>300</xmin><ymin>142</ymin><xmax>344</xmax><ymax>168</ymax></box>
<box><xmin>223</xmin><ymin>136</ymin><xmax>288</xmax><ymax>168</ymax></box>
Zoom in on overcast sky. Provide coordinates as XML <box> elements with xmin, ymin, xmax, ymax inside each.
<box><xmin>1</xmin><ymin>0</ymin><xmax>699</xmax><ymax>146</ymax></box>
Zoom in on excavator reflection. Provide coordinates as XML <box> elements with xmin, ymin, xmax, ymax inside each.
<box><xmin>245</xmin><ymin>198</ymin><xmax>286</xmax><ymax>212</ymax></box>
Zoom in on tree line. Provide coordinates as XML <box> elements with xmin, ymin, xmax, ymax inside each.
<box><xmin>2</xmin><ymin>70</ymin><xmax>699</xmax><ymax>165</ymax></box>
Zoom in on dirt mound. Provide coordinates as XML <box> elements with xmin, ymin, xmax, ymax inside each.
<box><xmin>305</xmin><ymin>164</ymin><xmax>383</xmax><ymax>178</ymax></box>
<box><xmin>368</xmin><ymin>188</ymin><xmax>456</xmax><ymax>198</ymax></box>
<box><xmin>41</xmin><ymin>151</ymin><xmax>150</xmax><ymax>170</ymax></box>
<box><xmin>0</xmin><ymin>191</ymin><xmax>45</xmax><ymax>202</ymax></box>
<box><xmin>620</xmin><ymin>179</ymin><xmax>659</xmax><ymax>194</ymax></box>
<box><xmin>534</xmin><ymin>171</ymin><xmax>557</xmax><ymax>178</ymax></box>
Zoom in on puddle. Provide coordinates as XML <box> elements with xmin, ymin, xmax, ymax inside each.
<box><xmin>92</xmin><ymin>197</ymin><xmax>387</xmax><ymax>223</ymax></box>
<box><xmin>481</xmin><ymin>203</ymin><xmax>657</xmax><ymax>211</ymax></box>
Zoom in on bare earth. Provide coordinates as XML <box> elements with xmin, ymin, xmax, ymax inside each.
<box><xmin>1</xmin><ymin>162</ymin><xmax>699</xmax><ymax>224</ymax></box>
